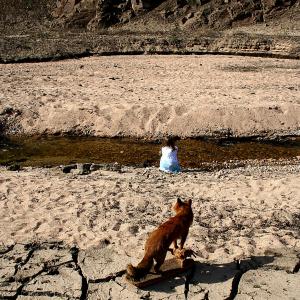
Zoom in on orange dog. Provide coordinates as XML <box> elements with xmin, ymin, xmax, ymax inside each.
<box><xmin>127</xmin><ymin>198</ymin><xmax>193</xmax><ymax>280</ymax></box>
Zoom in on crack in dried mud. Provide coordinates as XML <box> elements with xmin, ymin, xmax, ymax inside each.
<box><xmin>292</xmin><ymin>260</ymin><xmax>300</xmax><ymax>273</ymax></box>
<box><xmin>89</xmin><ymin>269</ymin><xmax>126</xmax><ymax>284</ymax></box>
<box><xmin>1</xmin><ymin>242</ymin><xmax>300</xmax><ymax>299</ymax></box>
<box><xmin>70</xmin><ymin>247</ymin><xmax>89</xmax><ymax>300</ymax></box>
<box><xmin>0</xmin><ymin>245</ymin><xmax>15</xmax><ymax>256</ymax></box>
<box><xmin>225</xmin><ymin>257</ymin><xmax>300</xmax><ymax>300</ymax></box>
<box><xmin>13</xmin><ymin>268</ymin><xmax>45</xmax><ymax>300</ymax></box>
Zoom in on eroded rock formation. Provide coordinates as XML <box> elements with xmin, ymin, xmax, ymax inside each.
<box><xmin>52</xmin><ymin>0</ymin><xmax>165</xmax><ymax>29</ymax></box>
<box><xmin>0</xmin><ymin>0</ymin><xmax>298</xmax><ymax>34</ymax></box>
<box><xmin>51</xmin><ymin>0</ymin><xmax>299</xmax><ymax>30</ymax></box>
<box><xmin>0</xmin><ymin>0</ymin><xmax>299</xmax><ymax>62</ymax></box>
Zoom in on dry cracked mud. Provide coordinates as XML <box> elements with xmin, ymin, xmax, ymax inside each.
<box><xmin>0</xmin><ymin>242</ymin><xmax>299</xmax><ymax>300</ymax></box>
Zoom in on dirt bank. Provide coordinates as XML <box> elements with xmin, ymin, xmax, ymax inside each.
<box><xmin>1</xmin><ymin>55</ymin><xmax>299</xmax><ymax>138</ymax></box>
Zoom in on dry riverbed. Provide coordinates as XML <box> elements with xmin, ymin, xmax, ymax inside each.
<box><xmin>1</xmin><ymin>54</ymin><xmax>300</xmax><ymax>299</ymax></box>
<box><xmin>1</xmin><ymin>55</ymin><xmax>300</xmax><ymax>138</ymax></box>
<box><xmin>0</xmin><ymin>163</ymin><xmax>299</xmax><ymax>299</ymax></box>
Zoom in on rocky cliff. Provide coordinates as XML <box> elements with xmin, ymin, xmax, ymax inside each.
<box><xmin>1</xmin><ymin>0</ymin><xmax>299</xmax><ymax>33</ymax></box>
<box><xmin>51</xmin><ymin>0</ymin><xmax>300</xmax><ymax>31</ymax></box>
<box><xmin>0</xmin><ymin>0</ymin><xmax>299</xmax><ymax>62</ymax></box>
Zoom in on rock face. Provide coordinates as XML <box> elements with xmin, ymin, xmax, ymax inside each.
<box><xmin>87</xmin><ymin>0</ymin><xmax>134</xmax><ymax>30</ymax></box>
<box><xmin>53</xmin><ymin>0</ymin><xmax>98</xmax><ymax>28</ymax></box>
<box><xmin>0</xmin><ymin>0</ymin><xmax>299</xmax><ymax>36</ymax></box>
<box><xmin>51</xmin><ymin>0</ymin><xmax>299</xmax><ymax>30</ymax></box>
<box><xmin>131</xmin><ymin>0</ymin><xmax>163</xmax><ymax>12</ymax></box>
<box><xmin>53</xmin><ymin>0</ymin><xmax>164</xmax><ymax>29</ymax></box>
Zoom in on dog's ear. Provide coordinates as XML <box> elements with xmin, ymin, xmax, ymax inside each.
<box><xmin>187</xmin><ymin>199</ymin><xmax>192</xmax><ymax>207</ymax></box>
<box><xmin>177</xmin><ymin>197</ymin><xmax>183</xmax><ymax>205</ymax></box>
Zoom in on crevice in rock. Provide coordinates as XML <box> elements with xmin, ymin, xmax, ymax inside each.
<box><xmin>204</xmin><ymin>290</ymin><xmax>209</xmax><ymax>300</ymax></box>
<box><xmin>44</xmin><ymin>259</ymin><xmax>74</xmax><ymax>271</ymax></box>
<box><xmin>7</xmin><ymin>243</ymin><xmax>74</xmax><ymax>299</ymax></box>
<box><xmin>17</xmin><ymin>290</ymin><xmax>68</xmax><ymax>298</ymax></box>
<box><xmin>71</xmin><ymin>247</ymin><xmax>89</xmax><ymax>300</ymax></box>
<box><xmin>225</xmin><ymin>255</ymin><xmax>281</xmax><ymax>300</ymax></box>
<box><xmin>11</xmin><ymin>259</ymin><xmax>76</xmax><ymax>299</ymax></box>
<box><xmin>11</xmin><ymin>260</ymin><xmax>72</xmax><ymax>299</ymax></box>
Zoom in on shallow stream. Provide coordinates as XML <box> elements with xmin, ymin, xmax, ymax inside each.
<box><xmin>1</xmin><ymin>136</ymin><xmax>300</xmax><ymax>169</ymax></box>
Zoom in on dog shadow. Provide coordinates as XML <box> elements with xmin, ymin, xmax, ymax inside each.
<box><xmin>144</xmin><ymin>255</ymin><xmax>275</xmax><ymax>293</ymax></box>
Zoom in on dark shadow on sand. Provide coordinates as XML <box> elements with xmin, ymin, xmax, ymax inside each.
<box><xmin>143</xmin><ymin>255</ymin><xmax>275</xmax><ymax>294</ymax></box>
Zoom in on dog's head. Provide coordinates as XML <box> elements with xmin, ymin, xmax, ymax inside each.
<box><xmin>173</xmin><ymin>198</ymin><xmax>192</xmax><ymax>215</ymax></box>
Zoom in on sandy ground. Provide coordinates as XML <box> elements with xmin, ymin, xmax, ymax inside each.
<box><xmin>1</xmin><ymin>55</ymin><xmax>300</xmax><ymax>137</ymax></box>
<box><xmin>1</xmin><ymin>164</ymin><xmax>299</xmax><ymax>265</ymax></box>
<box><xmin>1</xmin><ymin>55</ymin><xmax>299</xmax><ymax>297</ymax></box>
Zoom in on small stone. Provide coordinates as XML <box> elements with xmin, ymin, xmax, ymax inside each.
<box><xmin>90</xmin><ymin>163</ymin><xmax>102</xmax><ymax>171</ymax></box>
<box><xmin>62</xmin><ymin>164</ymin><xmax>77</xmax><ymax>173</ymax></box>
<box><xmin>128</xmin><ymin>225</ymin><xmax>139</xmax><ymax>235</ymax></box>
<box><xmin>76</xmin><ymin>163</ymin><xmax>92</xmax><ymax>175</ymax></box>
<box><xmin>7</xmin><ymin>164</ymin><xmax>21</xmax><ymax>171</ymax></box>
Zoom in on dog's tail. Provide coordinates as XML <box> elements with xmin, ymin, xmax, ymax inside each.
<box><xmin>126</xmin><ymin>255</ymin><xmax>154</xmax><ymax>281</ymax></box>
